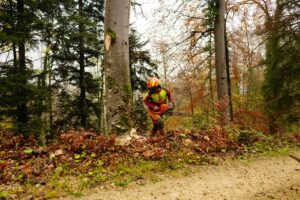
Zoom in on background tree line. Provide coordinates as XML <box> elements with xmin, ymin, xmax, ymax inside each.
<box><xmin>0</xmin><ymin>0</ymin><xmax>157</xmax><ymax>141</ymax></box>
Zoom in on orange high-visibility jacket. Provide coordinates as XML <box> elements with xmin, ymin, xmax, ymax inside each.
<box><xmin>144</xmin><ymin>87</ymin><xmax>174</xmax><ymax>110</ymax></box>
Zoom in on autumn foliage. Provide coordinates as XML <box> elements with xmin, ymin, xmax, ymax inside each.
<box><xmin>0</xmin><ymin>128</ymin><xmax>241</xmax><ymax>185</ymax></box>
<box><xmin>0</xmin><ymin>126</ymin><xmax>299</xmax><ymax>200</ymax></box>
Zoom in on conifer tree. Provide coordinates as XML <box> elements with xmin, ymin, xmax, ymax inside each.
<box><xmin>262</xmin><ymin>0</ymin><xmax>300</xmax><ymax>131</ymax></box>
<box><xmin>51</xmin><ymin>0</ymin><xmax>104</xmax><ymax>129</ymax></box>
<box><xmin>0</xmin><ymin>0</ymin><xmax>45</xmax><ymax>135</ymax></box>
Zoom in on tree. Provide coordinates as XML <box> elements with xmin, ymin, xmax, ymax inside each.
<box><xmin>103</xmin><ymin>0</ymin><xmax>132</xmax><ymax>134</ymax></box>
<box><xmin>0</xmin><ymin>0</ymin><xmax>45</xmax><ymax>136</ymax></box>
<box><xmin>15</xmin><ymin>0</ymin><xmax>27</xmax><ymax>125</ymax></box>
<box><xmin>50</xmin><ymin>0</ymin><xmax>104</xmax><ymax>130</ymax></box>
<box><xmin>259</xmin><ymin>0</ymin><xmax>300</xmax><ymax>131</ymax></box>
<box><xmin>129</xmin><ymin>29</ymin><xmax>158</xmax><ymax>92</ymax></box>
<box><xmin>214</xmin><ymin>0</ymin><xmax>230</xmax><ymax>124</ymax></box>
<box><xmin>78</xmin><ymin>0</ymin><xmax>87</xmax><ymax>128</ymax></box>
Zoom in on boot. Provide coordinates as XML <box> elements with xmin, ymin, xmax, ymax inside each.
<box><xmin>156</xmin><ymin>118</ymin><xmax>165</xmax><ymax>137</ymax></box>
<box><xmin>150</xmin><ymin>123</ymin><xmax>158</xmax><ymax>137</ymax></box>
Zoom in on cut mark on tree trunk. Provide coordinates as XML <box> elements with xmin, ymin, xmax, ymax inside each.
<box><xmin>105</xmin><ymin>34</ymin><xmax>112</xmax><ymax>51</ymax></box>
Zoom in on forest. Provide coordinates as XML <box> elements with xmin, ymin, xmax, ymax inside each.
<box><xmin>0</xmin><ymin>0</ymin><xmax>299</xmax><ymax>199</ymax></box>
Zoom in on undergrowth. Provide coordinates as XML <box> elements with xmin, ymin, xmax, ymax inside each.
<box><xmin>0</xmin><ymin>127</ymin><xmax>299</xmax><ymax>199</ymax></box>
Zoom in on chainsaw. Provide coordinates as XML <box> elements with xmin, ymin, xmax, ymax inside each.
<box><xmin>153</xmin><ymin>104</ymin><xmax>193</xmax><ymax>117</ymax></box>
<box><xmin>164</xmin><ymin>109</ymin><xmax>193</xmax><ymax>117</ymax></box>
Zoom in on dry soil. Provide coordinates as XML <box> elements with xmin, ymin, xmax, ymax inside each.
<box><xmin>61</xmin><ymin>153</ymin><xmax>300</xmax><ymax>200</ymax></box>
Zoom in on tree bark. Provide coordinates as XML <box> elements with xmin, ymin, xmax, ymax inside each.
<box><xmin>9</xmin><ymin>0</ymin><xmax>17</xmax><ymax>69</ymax></box>
<box><xmin>79</xmin><ymin>0</ymin><xmax>87</xmax><ymax>128</ymax></box>
<box><xmin>214</xmin><ymin>0</ymin><xmax>230</xmax><ymax>124</ymax></box>
<box><xmin>208</xmin><ymin>31</ymin><xmax>215</xmax><ymax>115</ymax></box>
<box><xmin>103</xmin><ymin>0</ymin><xmax>132</xmax><ymax>134</ymax></box>
<box><xmin>98</xmin><ymin>66</ymin><xmax>105</xmax><ymax>132</ymax></box>
<box><xmin>224</xmin><ymin>23</ymin><xmax>233</xmax><ymax>121</ymax></box>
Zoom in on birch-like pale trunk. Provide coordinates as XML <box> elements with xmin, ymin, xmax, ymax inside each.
<box><xmin>214</xmin><ymin>0</ymin><xmax>230</xmax><ymax>124</ymax></box>
<box><xmin>103</xmin><ymin>0</ymin><xmax>132</xmax><ymax>134</ymax></box>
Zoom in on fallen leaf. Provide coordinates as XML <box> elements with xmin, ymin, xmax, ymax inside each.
<box><xmin>204</xmin><ymin>136</ymin><xmax>210</xmax><ymax>141</ymax></box>
<box><xmin>23</xmin><ymin>149</ymin><xmax>33</xmax><ymax>154</ymax></box>
<box><xmin>54</xmin><ymin>149</ymin><xmax>64</xmax><ymax>156</ymax></box>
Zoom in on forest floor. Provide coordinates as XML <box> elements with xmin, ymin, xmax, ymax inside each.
<box><xmin>60</xmin><ymin>152</ymin><xmax>300</xmax><ymax>200</ymax></box>
<box><xmin>1</xmin><ymin>129</ymin><xmax>299</xmax><ymax>199</ymax></box>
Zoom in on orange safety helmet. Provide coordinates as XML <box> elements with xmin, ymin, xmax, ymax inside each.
<box><xmin>147</xmin><ymin>77</ymin><xmax>159</xmax><ymax>89</ymax></box>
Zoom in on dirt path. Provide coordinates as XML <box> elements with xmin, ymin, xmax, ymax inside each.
<box><xmin>62</xmin><ymin>153</ymin><xmax>300</xmax><ymax>200</ymax></box>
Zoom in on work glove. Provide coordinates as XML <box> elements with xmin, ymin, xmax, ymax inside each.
<box><xmin>153</xmin><ymin>106</ymin><xmax>159</xmax><ymax>111</ymax></box>
<box><xmin>168</xmin><ymin>102</ymin><xmax>175</xmax><ymax>110</ymax></box>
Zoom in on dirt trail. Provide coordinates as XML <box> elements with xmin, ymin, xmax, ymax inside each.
<box><xmin>62</xmin><ymin>153</ymin><xmax>300</xmax><ymax>200</ymax></box>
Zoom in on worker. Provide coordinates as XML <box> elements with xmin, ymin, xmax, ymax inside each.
<box><xmin>144</xmin><ymin>77</ymin><xmax>175</xmax><ymax>136</ymax></box>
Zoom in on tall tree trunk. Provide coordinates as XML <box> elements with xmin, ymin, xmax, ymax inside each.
<box><xmin>208</xmin><ymin>31</ymin><xmax>215</xmax><ymax>116</ymax></box>
<box><xmin>48</xmin><ymin>54</ymin><xmax>53</xmax><ymax>131</ymax></box>
<box><xmin>97</xmin><ymin>60</ymin><xmax>105</xmax><ymax>132</ymax></box>
<box><xmin>189</xmin><ymin>89</ymin><xmax>195</xmax><ymax>123</ymax></box>
<box><xmin>163</xmin><ymin>54</ymin><xmax>167</xmax><ymax>86</ymax></box>
<box><xmin>224</xmin><ymin>23</ymin><xmax>233</xmax><ymax>121</ymax></box>
<box><xmin>79</xmin><ymin>0</ymin><xmax>87</xmax><ymax>128</ymax></box>
<box><xmin>103</xmin><ymin>0</ymin><xmax>132</xmax><ymax>134</ymax></box>
<box><xmin>12</xmin><ymin>44</ymin><xmax>17</xmax><ymax>69</ymax></box>
<box><xmin>214</xmin><ymin>0</ymin><xmax>230</xmax><ymax>125</ymax></box>
<box><xmin>101</xmin><ymin>71</ymin><xmax>106</xmax><ymax>133</ymax></box>
<box><xmin>9</xmin><ymin>0</ymin><xmax>17</xmax><ymax>69</ymax></box>
<box><xmin>16</xmin><ymin>0</ymin><xmax>28</xmax><ymax>124</ymax></box>
<box><xmin>41</xmin><ymin>46</ymin><xmax>51</xmax><ymax>144</ymax></box>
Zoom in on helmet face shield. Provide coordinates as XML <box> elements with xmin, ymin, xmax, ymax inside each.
<box><xmin>149</xmin><ymin>86</ymin><xmax>159</xmax><ymax>93</ymax></box>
